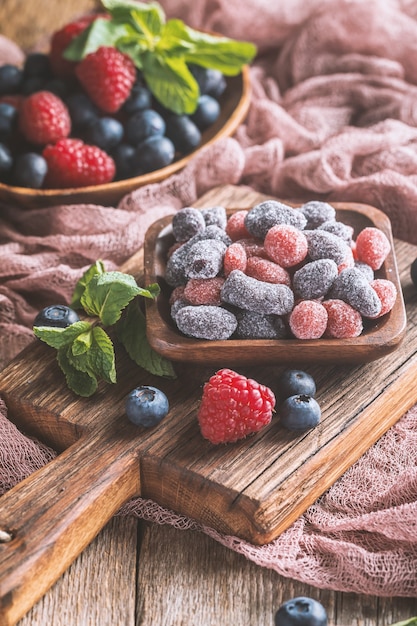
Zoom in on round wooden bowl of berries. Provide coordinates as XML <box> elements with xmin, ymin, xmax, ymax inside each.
<box><xmin>143</xmin><ymin>200</ymin><xmax>407</xmax><ymax>366</ymax></box>
<box><xmin>0</xmin><ymin>1</ymin><xmax>255</xmax><ymax>209</ymax></box>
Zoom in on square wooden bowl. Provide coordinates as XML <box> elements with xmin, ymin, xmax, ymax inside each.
<box><xmin>143</xmin><ymin>202</ymin><xmax>407</xmax><ymax>366</ymax></box>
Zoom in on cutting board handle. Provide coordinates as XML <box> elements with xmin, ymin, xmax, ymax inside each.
<box><xmin>0</xmin><ymin>432</ymin><xmax>141</xmax><ymax>626</ymax></box>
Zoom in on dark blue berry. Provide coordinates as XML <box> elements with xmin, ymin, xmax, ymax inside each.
<box><xmin>125</xmin><ymin>109</ymin><xmax>166</xmax><ymax>146</ymax></box>
<box><xmin>189</xmin><ymin>64</ymin><xmax>226</xmax><ymax>98</ymax></box>
<box><xmin>132</xmin><ymin>135</ymin><xmax>175</xmax><ymax>173</ymax></box>
<box><xmin>23</xmin><ymin>53</ymin><xmax>51</xmax><ymax>79</ymax></box>
<box><xmin>122</xmin><ymin>82</ymin><xmax>152</xmax><ymax>114</ymax></box>
<box><xmin>112</xmin><ymin>142</ymin><xmax>138</xmax><ymax>179</ymax></box>
<box><xmin>44</xmin><ymin>78</ymin><xmax>71</xmax><ymax>99</ymax></box>
<box><xmin>274</xmin><ymin>597</ymin><xmax>327</xmax><ymax>626</ymax></box>
<box><xmin>0</xmin><ymin>102</ymin><xmax>17</xmax><ymax>140</ymax></box>
<box><xmin>164</xmin><ymin>114</ymin><xmax>201</xmax><ymax>154</ymax></box>
<box><xmin>65</xmin><ymin>92</ymin><xmax>100</xmax><ymax>129</ymax></box>
<box><xmin>279</xmin><ymin>395</ymin><xmax>321</xmax><ymax>431</ymax></box>
<box><xmin>13</xmin><ymin>153</ymin><xmax>48</xmax><ymax>189</ymax></box>
<box><xmin>125</xmin><ymin>386</ymin><xmax>169</xmax><ymax>427</ymax></box>
<box><xmin>411</xmin><ymin>258</ymin><xmax>417</xmax><ymax>288</ymax></box>
<box><xmin>20</xmin><ymin>76</ymin><xmax>46</xmax><ymax>96</ymax></box>
<box><xmin>83</xmin><ymin>117</ymin><xmax>124</xmax><ymax>151</ymax></box>
<box><xmin>0</xmin><ymin>143</ymin><xmax>13</xmax><ymax>176</ymax></box>
<box><xmin>190</xmin><ymin>95</ymin><xmax>221</xmax><ymax>130</ymax></box>
<box><xmin>33</xmin><ymin>305</ymin><xmax>80</xmax><ymax>328</ymax></box>
<box><xmin>278</xmin><ymin>370</ymin><xmax>316</xmax><ymax>399</ymax></box>
<box><xmin>0</xmin><ymin>64</ymin><xmax>23</xmax><ymax>95</ymax></box>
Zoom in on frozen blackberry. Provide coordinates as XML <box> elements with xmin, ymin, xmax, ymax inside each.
<box><xmin>244</xmin><ymin>200</ymin><xmax>307</xmax><ymax>239</ymax></box>
<box><xmin>299</xmin><ymin>200</ymin><xmax>336</xmax><ymax>229</ymax></box>
<box><xmin>200</xmin><ymin>205</ymin><xmax>227</xmax><ymax>230</ymax></box>
<box><xmin>184</xmin><ymin>239</ymin><xmax>227</xmax><ymax>280</ymax></box>
<box><xmin>292</xmin><ymin>259</ymin><xmax>338</xmax><ymax>300</ymax></box>
<box><xmin>305</xmin><ymin>229</ymin><xmax>351</xmax><ymax>265</ymax></box>
<box><xmin>329</xmin><ymin>267</ymin><xmax>382</xmax><ymax>317</ymax></box>
<box><xmin>172</xmin><ymin>207</ymin><xmax>206</xmax><ymax>242</ymax></box>
<box><xmin>235</xmin><ymin>310</ymin><xmax>287</xmax><ymax>339</ymax></box>
<box><xmin>221</xmin><ymin>270</ymin><xmax>294</xmax><ymax>315</ymax></box>
<box><xmin>175</xmin><ymin>305</ymin><xmax>237</xmax><ymax>340</ymax></box>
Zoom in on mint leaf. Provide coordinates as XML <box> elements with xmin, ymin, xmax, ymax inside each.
<box><xmin>34</xmin><ymin>321</ymin><xmax>92</xmax><ymax>349</ymax></box>
<box><xmin>116</xmin><ymin>301</ymin><xmax>176</xmax><ymax>378</ymax></box>
<box><xmin>390</xmin><ymin>618</ymin><xmax>417</xmax><ymax>626</ymax></box>
<box><xmin>71</xmin><ymin>261</ymin><xmax>106</xmax><ymax>309</ymax></box>
<box><xmin>88</xmin><ymin>326</ymin><xmax>117</xmax><ymax>384</ymax></box>
<box><xmin>71</xmin><ymin>329</ymin><xmax>93</xmax><ymax>356</ymax></box>
<box><xmin>57</xmin><ymin>346</ymin><xmax>98</xmax><ymax>397</ymax></box>
<box><xmin>137</xmin><ymin>282</ymin><xmax>160</xmax><ymax>299</ymax></box>
<box><xmin>80</xmin><ymin>271</ymin><xmax>142</xmax><ymax>326</ymax></box>
<box><xmin>63</xmin><ymin>18</ymin><xmax>130</xmax><ymax>61</ymax></box>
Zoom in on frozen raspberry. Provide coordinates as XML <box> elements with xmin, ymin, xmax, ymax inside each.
<box><xmin>355</xmin><ymin>227</ymin><xmax>391</xmax><ymax>270</ymax></box>
<box><xmin>221</xmin><ymin>269</ymin><xmax>294</xmax><ymax>315</ymax></box>
<box><xmin>183</xmin><ymin>277</ymin><xmax>225</xmax><ymax>305</ymax></box>
<box><xmin>75</xmin><ymin>46</ymin><xmax>136</xmax><ymax>113</ymax></box>
<box><xmin>175</xmin><ymin>305</ymin><xmax>237</xmax><ymax>340</ymax></box>
<box><xmin>235</xmin><ymin>310</ymin><xmax>287</xmax><ymax>339</ymax></box>
<box><xmin>223</xmin><ymin>242</ymin><xmax>247</xmax><ymax>276</ymax></box>
<box><xmin>305</xmin><ymin>229</ymin><xmax>351</xmax><ymax>265</ymax></box>
<box><xmin>292</xmin><ymin>259</ymin><xmax>338</xmax><ymax>300</ymax></box>
<box><xmin>19</xmin><ymin>91</ymin><xmax>71</xmax><ymax>145</ymax></box>
<box><xmin>289</xmin><ymin>300</ymin><xmax>328</xmax><ymax>340</ymax></box>
<box><xmin>320</xmin><ymin>220</ymin><xmax>354</xmax><ymax>243</ymax></box>
<box><xmin>197</xmin><ymin>368</ymin><xmax>276</xmax><ymax>444</ymax></box>
<box><xmin>184</xmin><ymin>239</ymin><xmax>227</xmax><ymax>280</ymax></box>
<box><xmin>244</xmin><ymin>200</ymin><xmax>307</xmax><ymax>239</ymax></box>
<box><xmin>225</xmin><ymin>210</ymin><xmax>250</xmax><ymax>240</ymax></box>
<box><xmin>329</xmin><ymin>267</ymin><xmax>382</xmax><ymax>317</ymax></box>
<box><xmin>172</xmin><ymin>207</ymin><xmax>206</xmax><ymax>242</ymax></box>
<box><xmin>264</xmin><ymin>224</ymin><xmax>308</xmax><ymax>268</ymax></box>
<box><xmin>369</xmin><ymin>279</ymin><xmax>397</xmax><ymax>317</ymax></box>
<box><xmin>246</xmin><ymin>256</ymin><xmax>291</xmax><ymax>286</ymax></box>
<box><xmin>201</xmin><ymin>205</ymin><xmax>227</xmax><ymax>230</ymax></box>
<box><xmin>42</xmin><ymin>138</ymin><xmax>115</xmax><ymax>188</ymax></box>
<box><xmin>299</xmin><ymin>200</ymin><xmax>336</xmax><ymax>229</ymax></box>
<box><xmin>323</xmin><ymin>299</ymin><xmax>363</xmax><ymax>338</ymax></box>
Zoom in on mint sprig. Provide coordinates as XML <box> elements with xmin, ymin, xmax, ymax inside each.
<box><xmin>34</xmin><ymin>262</ymin><xmax>176</xmax><ymax>397</ymax></box>
<box><xmin>390</xmin><ymin>619</ymin><xmax>417</xmax><ymax>626</ymax></box>
<box><xmin>63</xmin><ymin>0</ymin><xmax>257</xmax><ymax>114</ymax></box>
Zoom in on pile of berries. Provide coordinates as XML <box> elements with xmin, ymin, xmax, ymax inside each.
<box><xmin>0</xmin><ymin>14</ymin><xmax>225</xmax><ymax>190</ymax></box>
<box><xmin>165</xmin><ymin>200</ymin><xmax>397</xmax><ymax>341</ymax></box>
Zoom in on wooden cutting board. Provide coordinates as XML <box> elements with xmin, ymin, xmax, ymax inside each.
<box><xmin>1</xmin><ymin>184</ymin><xmax>417</xmax><ymax>626</ymax></box>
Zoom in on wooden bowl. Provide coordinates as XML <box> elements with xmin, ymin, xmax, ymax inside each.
<box><xmin>143</xmin><ymin>202</ymin><xmax>407</xmax><ymax>366</ymax></box>
<box><xmin>0</xmin><ymin>68</ymin><xmax>251</xmax><ymax>209</ymax></box>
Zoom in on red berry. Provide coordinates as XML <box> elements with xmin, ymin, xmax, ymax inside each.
<box><xmin>183</xmin><ymin>277</ymin><xmax>225</xmax><ymax>305</ymax></box>
<box><xmin>369</xmin><ymin>279</ymin><xmax>397</xmax><ymax>317</ymax></box>
<box><xmin>246</xmin><ymin>256</ymin><xmax>291</xmax><ymax>285</ymax></box>
<box><xmin>225</xmin><ymin>210</ymin><xmax>250</xmax><ymax>241</ymax></box>
<box><xmin>355</xmin><ymin>227</ymin><xmax>391</xmax><ymax>270</ymax></box>
<box><xmin>289</xmin><ymin>300</ymin><xmax>328</xmax><ymax>339</ymax></box>
<box><xmin>223</xmin><ymin>242</ymin><xmax>247</xmax><ymax>276</ymax></box>
<box><xmin>19</xmin><ymin>91</ymin><xmax>71</xmax><ymax>145</ymax></box>
<box><xmin>264</xmin><ymin>224</ymin><xmax>308</xmax><ymax>268</ymax></box>
<box><xmin>42</xmin><ymin>138</ymin><xmax>115</xmax><ymax>188</ymax></box>
<box><xmin>75</xmin><ymin>46</ymin><xmax>136</xmax><ymax>113</ymax></box>
<box><xmin>323</xmin><ymin>299</ymin><xmax>363</xmax><ymax>338</ymax></box>
<box><xmin>197</xmin><ymin>368</ymin><xmax>276</xmax><ymax>444</ymax></box>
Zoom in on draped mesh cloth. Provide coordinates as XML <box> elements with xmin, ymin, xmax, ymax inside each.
<box><xmin>1</xmin><ymin>0</ymin><xmax>417</xmax><ymax>596</ymax></box>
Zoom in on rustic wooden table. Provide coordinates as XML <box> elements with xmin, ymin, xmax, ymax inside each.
<box><xmin>1</xmin><ymin>2</ymin><xmax>417</xmax><ymax>623</ymax></box>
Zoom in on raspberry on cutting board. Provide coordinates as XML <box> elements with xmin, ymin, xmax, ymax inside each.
<box><xmin>197</xmin><ymin>368</ymin><xmax>276</xmax><ymax>444</ymax></box>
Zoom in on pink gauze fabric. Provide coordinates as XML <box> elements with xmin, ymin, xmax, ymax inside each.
<box><xmin>1</xmin><ymin>0</ymin><xmax>417</xmax><ymax>597</ymax></box>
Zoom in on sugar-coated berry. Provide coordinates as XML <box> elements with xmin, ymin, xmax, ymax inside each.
<box><xmin>289</xmin><ymin>300</ymin><xmax>328</xmax><ymax>340</ymax></box>
<box><xmin>292</xmin><ymin>259</ymin><xmax>338</xmax><ymax>300</ymax></box>
<box><xmin>125</xmin><ymin>386</ymin><xmax>169</xmax><ymax>427</ymax></box>
<box><xmin>278</xmin><ymin>370</ymin><xmax>316</xmax><ymax>399</ymax></box>
<box><xmin>246</xmin><ymin>256</ymin><xmax>291</xmax><ymax>285</ymax></box>
<box><xmin>33</xmin><ymin>304</ymin><xmax>80</xmax><ymax>328</ymax></box>
<box><xmin>172</xmin><ymin>207</ymin><xmax>206</xmax><ymax>242</ymax></box>
<box><xmin>235</xmin><ymin>238</ymin><xmax>267</xmax><ymax>258</ymax></box>
<box><xmin>299</xmin><ymin>200</ymin><xmax>336</xmax><ymax>229</ymax></box>
<box><xmin>223</xmin><ymin>242</ymin><xmax>247</xmax><ymax>276</ymax></box>
<box><xmin>244</xmin><ymin>200</ymin><xmax>307</xmax><ymax>239</ymax></box>
<box><xmin>274</xmin><ymin>596</ymin><xmax>328</xmax><ymax>626</ymax></box>
<box><xmin>279</xmin><ymin>396</ymin><xmax>322</xmax><ymax>431</ymax></box>
<box><xmin>369</xmin><ymin>279</ymin><xmax>397</xmax><ymax>317</ymax></box>
<box><xmin>225</xmin><ymin>210</ymin><xmax>250</xmax><ymax>240</ymax></box>
<box><xmin>354</xmin><ymin>260</ymin><xmax>374</xmax><ymax>281</ymax></box>
<box><xmin>235</xmin><ymin>310</ymin><xmax>287</xmax><ymax>339</ymax></box>
<box><xmin>322</xmin><ymin>299</ymin><xmax>363</xmax><ymax>338</ymax></box>
<box><xmin>355</xmin><ymin>227</ymin><xmax>391</xmax><ymax>270</ymax></box>
<box><xmin>175</xmin><ymin>305</ymin><xmax>237</xmax><ymax>340</ymax></box>
<box><xmin>183</xmin><ymin>277</ymin><xmax>225</xmax><ymax>306</ymax></box>
<box><xmin>264</xmin><ymin>224</ymin><xmax>308</xmax><ymax>268</ymax></box>
<box><xmin>305</xmin><ymin>229</ymin><xmax>351</xmax><ymax>265</ymax></box>
<box><xmin>200</xmin><ymin>205</ymin><xmax>227</xmax><ymax>230</ymax></box>
<box><xmin>184</xmin><ymin>239</ymin><xmax>227</xmax><ymax>279</ymax></box>
<box><xmin>221</xmin><ymin>270</ymin><xmax>294</xmax><ymax>315</ymax></box>
<box><xmin>320</xmin><ymin>219</ymin><xmax>354</xmax><ymax>242</ymax></box>
<box><xmin>329</xmin><ymin>267</ymin><xmax>382</xmax><ymax>317</ymax></box>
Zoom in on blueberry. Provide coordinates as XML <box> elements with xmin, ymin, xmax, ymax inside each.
<box><xmin>23</xmin><ymin>53</ymin><xmax>51</xmax><ymax>79</ymax></box>
<box><xmin>274</xmin><ymin>596</ymin><xmax>327</xmax><ymax>626</ymax></box>
<box><xmin>20</xmin><ymin>75</ymin><xmax>46</xmax><ymax>96</ymax></box>
<box><xmin>132</xmin><ymin>135</ymin><xmax>175</xmax><ymax>173</ymax></box>
<box><xmin>65</xmin><ymin>92</ymin><xmax>100</xmax><ymax>129</ymax></box>
<box><xmin>125</xmin><ymin>109</ymin><xmax>166</xmax><ymax>146</ymax></box>
<box><xmin>0</xmin><ymin>143</ymin><xmax>13</xmax><ymax>177</ymax></box>
<box><xmin>411</xmin><ymin>258</ymin><xmax>417</xmax><ymax>288</ymax></box>
<box><xmin>44</xmin><ymin>78</ymin><xmax>71</xmax><ymax>99</ymax></box>
<box><xmin>13</xmin><ymin>153</ymin><xmax>48</xmax><ymax>189</ymax></box>
<box><xmin>190</xmin><ymin>95</ymin><xmax>221</xmax><ymax>130</ymax></box>
<box><xmin>112</xmin><ymin>142</ymin><xmax>137</xmax><ymax>179</ymax></box>
<box><xmin>0</xmin><ymin>64</ymin><xmax>23</xmax><ymax>95</ymax></box>
<box><xmin>189</xmin><ymin>64</ymin><xmax>227</xmax><ymax>98</ymax></box>
<box><xmin>164</xmin><ymin>114</ymin><xmax>201</xmax><ymax>154</ymax></box>
<box><xmin>122</xmin><ymin>82</ymin><xmax>152</xmax><ymax>114</ymax></box>
<box><xmin>83</xmin><ymin>117</ymin><xmax>124</xmax><ymax>151</ymax></box>
<box><xmin>33</xmin><ymin>305</ymin><xmax>80</xmax><ymax>328</ymax></box>
<box><xmin>125</xmin><ymin>386</ymin><xmax>169</xmax><ymax>427</ymax></box>
<box><xmin>0</xmin><ymin>102</ymin><xmax>17</xmax><ymax>139</ymax></box>
<box><xmin>278</xmin><ymin>370</ymin><xmax>316</xmax><ymax>399</ymax></box>
<box><xmin>279</xmin><ymin>395</ymin><xmax>321</xmax><ymax>431</ymax></box>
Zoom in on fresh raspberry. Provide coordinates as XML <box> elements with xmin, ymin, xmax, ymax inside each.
<box><xmin>355</xmin><ymin>227</ymin><xmax>391</xmax><ymax>270</ymax></box>
<box><xmin>75</xmin><ymin>46</ymin><xmax>136</xmax><ymax>113</ymax></box>
<box><xmin>42</xmin><ymin>138</ymin><xmax>115</xmax><ymax>188</ymax></box>
<box><xmin>197</xmin><ymin>368</ymin><xmax>276</xmax><ymax>444</ymax></box>
<box><xmin>49</xmin><ymin>14</ymin><xmax>108</xmax><ymax>77</ymax></box>
<box><xmin>19</xmin><ymin>91</ymin><xmax>71</xmax><ymax>145</ymax></box>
